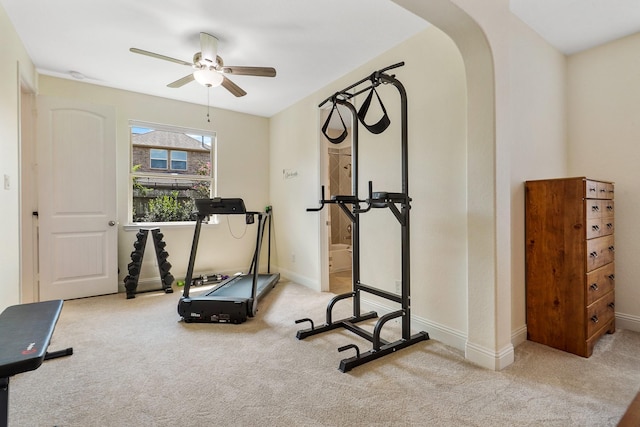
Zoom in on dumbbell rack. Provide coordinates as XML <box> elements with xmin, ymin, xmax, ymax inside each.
<box><xmin>124</xmin><ymin>228</ymin><xmax>174</xmax><ymax>299</ymax></box>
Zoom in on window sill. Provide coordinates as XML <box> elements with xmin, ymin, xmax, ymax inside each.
<box><xmin>123</xmin><ymin>220</ymin><xmax>219</xmax><ymax>232</ymax></box>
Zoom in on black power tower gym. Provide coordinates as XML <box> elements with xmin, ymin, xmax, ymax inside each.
<box><xmin>295</xmin><ymin>62</ymin><xmax>429</xmax><ymax>372</ymax></box>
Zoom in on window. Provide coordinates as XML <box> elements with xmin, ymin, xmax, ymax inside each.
<box><xmin>130</xmin><ymin>122</ymin><xmax>216</xmax><ymax>223</ymax></box>
<box><xmin>150</xmin><ymin>149</ymin><xmax>168</xmax><ymax>169</ymax></box>
<box><xmin>170</xmin><ymin>150</ymin><xmax>188</xmax><ymax>170</ymax></box>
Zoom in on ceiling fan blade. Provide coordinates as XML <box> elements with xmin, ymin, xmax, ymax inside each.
<box><xmin>221</xmin><ymin>76</ymin><xmax>247</xmax><ymax>97</ymax></box>
<box><xmin>130</xmin><ymin>48</ymin><xmax>192</xmax><ymax>67</ymax></box>
<box><xmin>200</xmin><ymin>33</ymin><xmax>218</xmax><ymax>65</ymax></box>
<box><xmin>167</xmin><ymin>74</ymin><xmax>195</xmax><ymax>88</ymax></box>
<box><xmin>222</xmin><ymin>66</ymin><xmax>277</xmax><ymax>77</ymax></box>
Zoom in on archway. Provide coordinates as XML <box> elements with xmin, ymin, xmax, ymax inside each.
<box><xmin>392</xmin><ymin>0</ymin><xmax>513</xmax><ymax>370</ymax></box>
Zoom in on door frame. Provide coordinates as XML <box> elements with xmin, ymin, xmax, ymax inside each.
<box><xmin>317</xmin><ymin>104</ymin><xmax>355</xmax><ymax>293</ymax></box>
<box><xmin>317</xmin><ymin>107</ymin><xmax>330</xmax><ymax>292</ymax></box>
<box><xmin>18</xmin><ymin>65</ymin><xmax>38</xmax><ymax>303</ymax></box>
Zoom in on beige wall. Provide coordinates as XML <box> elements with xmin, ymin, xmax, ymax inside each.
<box><xmin>393</xmin><ymin>0</ymin><xmax>520</xmax><ymax>368</ymax></box>
<box><xmin>509</xmin><ymin>15</ymin><xmax>568</xmax><ymax>337</ymax></box>
<box><xmin>0</xmin><ymin>5</ymin><xmax>37</xmax><ymax>310</ymax></box>
<box><xmin>38</xmin><ymin>76</ymin><xmax>271</xmax><ymax>290</ymax></box>
<box><xmin>567</xmin><ymin>32</ymin><xmax>640</xmax><ymax>330</ymax></box>
<box><xmin>393</xmin><ymin>0</ymin><xmax>570</xmax><ymax>368</ymax></box>
<box><xmin>271</xmin><ymin>0</ymin><xmax>571</xmax><ymax>368</ymax></box>
<box><xmin>271</xmin><ymin>26</ymin><xmax>470</xmax><ymax>345</ymax></box>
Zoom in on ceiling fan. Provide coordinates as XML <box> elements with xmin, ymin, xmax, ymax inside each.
<box><xmin>130</xmin><ymin>32</ymin><xmax>276</xmax><ymax>97</ymax></box>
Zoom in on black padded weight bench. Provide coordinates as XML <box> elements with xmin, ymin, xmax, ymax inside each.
<box><xmin>0</xmin><ymin>300</ymin><xmax>72</xmax><ymax>427</ymax></box>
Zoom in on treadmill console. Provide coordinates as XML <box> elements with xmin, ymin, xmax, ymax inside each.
<box><xmin>195</xmin><ymin>198</ymin><xmax>246</xmax><ymax>215</ymax></box>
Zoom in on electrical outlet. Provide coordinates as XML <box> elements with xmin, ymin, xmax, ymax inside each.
<box><xmin>395</xmin><ymin>280</ymin><xmax>401</xmax><ymax>294</ymax></box>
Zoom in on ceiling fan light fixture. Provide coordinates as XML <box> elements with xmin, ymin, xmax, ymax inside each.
<box><xmin>193</xmin><ymin>68</ymin><xmax>223</xmax><ymax>87</ymax></box>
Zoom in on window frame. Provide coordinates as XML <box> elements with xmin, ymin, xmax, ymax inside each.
<box><xmin>170</xmin><ymin>150</ymin><xmax>188</xmax><ymax>171</ymax></box>
<box><xmin>128</xmin><ymin>120</ymin><xmax>217</xmax><ymax>227</ymax></box>
<box><xmin>150</xmin><ymin>148</ymin><xmax>168</xmax><ymax>170</ymax></box>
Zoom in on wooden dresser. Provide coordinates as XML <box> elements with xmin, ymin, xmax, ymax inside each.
<box><xmin>525</xmin><ymin>177</ymin><xmax>615</xmax><ymax>357</ymax></box>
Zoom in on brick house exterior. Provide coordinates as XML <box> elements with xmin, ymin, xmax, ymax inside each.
<box><xmin>131</xmin><ymin>130</ymin><xmax>212</xmax><ymax>221</ymax></box>
<box><xmin>132</xmin><ymin>130</ymin><xmax>210</xmax><ymax>175</ymax></box>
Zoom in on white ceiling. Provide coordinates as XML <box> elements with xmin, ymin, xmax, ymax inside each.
<box><xmin>510</xmin><ymin>0</ymin><xmax>640</xmax><ymax>55</ymax></box>
<box><xmin>2</xmin><ymin>0</ymin><xmax>639</xmax><ymax>118</ymax></box>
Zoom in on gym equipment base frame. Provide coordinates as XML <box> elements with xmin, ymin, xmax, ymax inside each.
<box><xmin>296</xmin><ymin>294</ymin><xmax>429</xmax><ymax>372</ymax></box>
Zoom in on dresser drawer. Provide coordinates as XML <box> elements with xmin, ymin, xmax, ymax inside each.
<box><xmin>601</xmin><ymin>200</ymin><xmax>614</xmax><ymax>217</ymax></box>
<box><xmin>586</xmin><ymin>199</ymin><xmax>601</xmax><ymax>219</ymax></box>
<box><xmin>586</xmin><ymin>235</ymin><xmax>615</xmax><ymax>271</ymax></box>
<box><xmin>602</xmin><ymin>217</ymin><xmax>614</xmax><ymax>236</ymax></box>
<box><xmin>587</xmin><ymin>291</ymin><xmax>615</xmax><ymax>339</ymax></box>
<box><xmin>586</xmin><ymin>262</ymin><xmax>615</xmax><ymax>306</ymax></box>
<box><xmin>597</xmin><ymin>181</ymin><xmax>615</xmax><ymax>199</ymax></box>
<box><xmin>585</xmin><ymin>200</ymin><xmax>615</xmax><ymax>221</ymax></box>
<box><xmin>586</xmin><ymin>217</ymin><xmax>615</xmax><ymax>239</ymax></box>
<box><xmin>585</xmin><ymin>180</ymin><xmax>600</xmax><ymax>199</ymax></box>
<box><xmin>584</xmin><ymin>180</ymin><xmax>614</xmax><ymax>200</ymax></box>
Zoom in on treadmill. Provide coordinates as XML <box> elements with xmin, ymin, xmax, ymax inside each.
<box><xmin>177</xmin><ymin>198</ymin><xmax>280</xmax><ymax>324</ymax></box>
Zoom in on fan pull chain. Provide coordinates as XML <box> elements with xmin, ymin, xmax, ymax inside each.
<box><xmin>207</xmin><ymin>88</ymin><xmax>211</xmax><ymax>123</ymax></box>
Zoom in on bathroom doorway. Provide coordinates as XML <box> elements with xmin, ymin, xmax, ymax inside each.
<box><xmin>327</xmin><ymin>141</ymin><xmax>353</xmax><ymax>294</ymax></box>
<box><xmin>319</xmin><ymin>103</ymin><xmax>354</xmax><ymax>294</ymax></box>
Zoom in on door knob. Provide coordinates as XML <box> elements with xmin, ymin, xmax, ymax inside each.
<box><xmin>108</xmin><ymin>221</ymin><xmax>116</xmax><ymax>226</ymax></box>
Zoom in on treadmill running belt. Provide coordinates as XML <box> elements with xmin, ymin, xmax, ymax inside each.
<box><xmin>178</xmin><ymin>272</ymin><xmax>280</xmax><ymax>323</ymax></box>
<box><xmin>206</xmin><ymin>275</ymin><xmax>274</xmax><ymax>298</ymax></box>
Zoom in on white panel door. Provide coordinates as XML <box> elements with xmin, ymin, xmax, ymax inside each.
<box><xmin>37</xmin><ymin>96</ymin><xmax>117</xmax><ymax>300</ymax></box>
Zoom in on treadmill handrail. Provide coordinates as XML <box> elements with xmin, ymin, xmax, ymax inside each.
<box><xmin>181</xmin><ymin>206</ymin><xmax>272</xmax><ymax>306</ymax></box>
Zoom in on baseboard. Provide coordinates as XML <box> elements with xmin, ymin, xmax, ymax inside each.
<box><xmin>360</xmin><ymin>298</ymin><xmax>467</xmax><ymax>352</ymax></box>
<box><xmin>511</xmin><ymin>324</ymin><xmax>527</xmax><ymax>347</ymax></box>
<box><xmin>465</xmin><ymin>341</ymin><xmax>514</xmax><ymax>371</ymax></box>
<box><xmin>276</xmin><ymin>267</ymin><xmax>319</xmax><ymax>290</ymax></box>
<box><xmin>361</xmin><ymin>297</ymin><xmax>517</xmax><ymax>370</ymax></box>
<box><xmin>616</xmin><ymin>312</ymin><xmax>640</xmax><ymax>332</ymax></box>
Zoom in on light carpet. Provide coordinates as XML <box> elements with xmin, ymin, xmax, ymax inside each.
<box><xmin>9</xmin><ymin>280</ymin><xmax>640</xmax><ymax>426</ymax></box>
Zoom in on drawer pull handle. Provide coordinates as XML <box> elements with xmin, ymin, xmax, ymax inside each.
<box><xmin>607</xmin><ymin>205</ymin><xmax>614</xmax><ymax>211</ymax></box>
<box><xmin>608</xmin><ymin>302</ymin><xmax>615</xmax><ymax>310</ymax></box>
<box><xmin>589</xmin><ymin>283</ymin><xmax>599</xmax><ymax>291</ymax></box>
<box><xmin>589</xmin><ymin>187</ymin><xmax>597</xmax><ymax>193</ymax></box>
<box><xmin>592</xmin><ymin>225</ymin><xmax>600</xmax><ymax>231</ymax></box>
<box><xmin>589</xmin><ymin>251</ymin><xmax>598</xmax><ymax>258</ymax></box>
<box><xmin>606</xmin><ymin>223</ymin><xmax>613</xmax><ymax>229</ymax></box>
<box><xmin>608</xmin><ymin>246</ymin><xmax>615</xmax><ymax>252</ymax></box>
<box><xmin>607</xmin><ymin>274</ymin><xmax>615</xmax><ymax>281</ymax></box>
<box><xmin>590</xmin><ymin>315</ymin><xmax>599</xmax><ymax>324</ymax></box>
<box><xmin>591</xmin><ymin>205</ymin><xmax>599</xmax><ymax>212</ymax></box>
